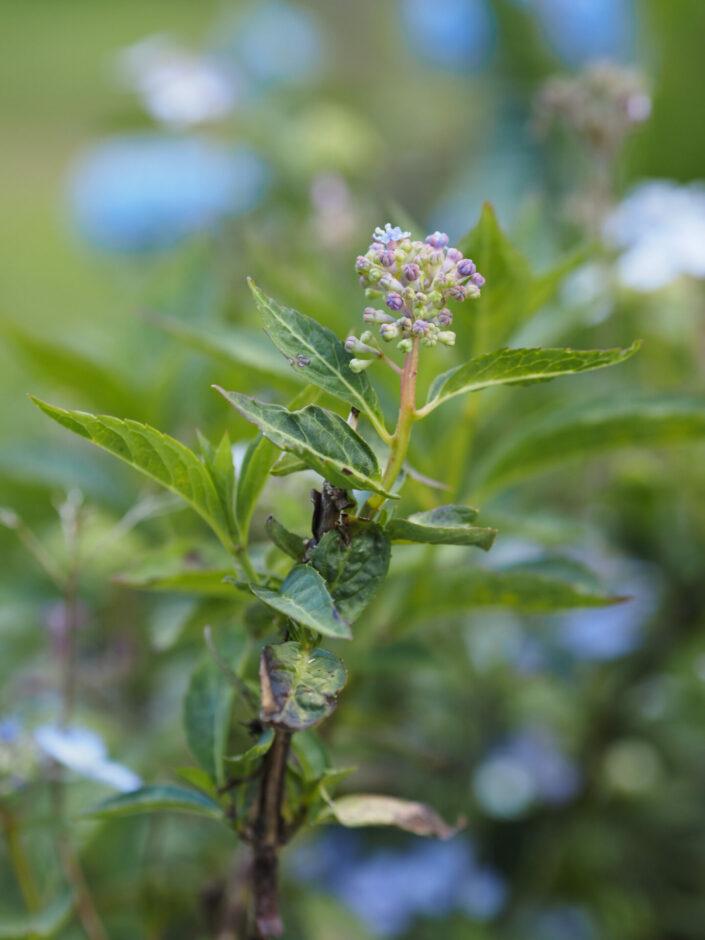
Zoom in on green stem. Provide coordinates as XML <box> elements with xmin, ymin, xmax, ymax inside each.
<box><xmin>2</xmin><ymin>813</ymin><xmax>40</xmax><ymax>913</ymax></box>
<box><xmin>234</xmin><ymin>546</ymin><xmax>260</xmax><ymax>585</ymax></box>
<box><xmin>364</xmin><ymin>339</ymin><xmax>419</xmax><ymax>517</ymax></box>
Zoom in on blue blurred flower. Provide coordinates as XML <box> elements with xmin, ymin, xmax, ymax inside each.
<box><xmin>604</xmin><ymin>180</ymin><xmax>705</xmax><ymax>292</ymax></box>
<box><xmin>399</xmin><ymin>0</ymin><xmax>496</xmax><ymax>73</ymax></box>
<box><xmin>473</xmin><ymin>728</ymin><xmax>580</xmax><ymax>818</ymax></box>
<box><xmin>218</xmin><ymin>1</ymin><xmax>322</xmax><ymax>88</ymax></box>
<box><xmin>0</xmin><ymin>716</ymin><xmax>20</xmax><ymax>743</ymax></box>
<box><xmin>116</xmin><ymin>35</ymin><xmax>241</xmax><ymax>128</ymax></box>
<box><xmin>35</xmin><ymin>724</ymin><xmax>142</xmax><ymax>792</ymax></box>
<box><xmin>522</xmin><ymin>904</ymin><xmax>597</xmax><ymax>940</ymax></box>
<box><xmin>291</xmin><ymin>832</ymin><xmax>507</xmax><ymax>936</ymax></box>
<box><xmin>513</xmin><ymin>0</ymin><xmax>635</xmax><ymax>64</ymax></box>
<box><xmin>68</xmin><ymin>135</ymin><xmax>269</xmax><ymax>253</ymax></box>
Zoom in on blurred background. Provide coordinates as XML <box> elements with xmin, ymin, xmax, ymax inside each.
<box><xmin>2</xmin><ymin>1</ymin><xmax>705</xmax><ymax>938</ymax></box>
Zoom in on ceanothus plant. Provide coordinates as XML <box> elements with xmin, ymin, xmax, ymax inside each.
<box><xmin>31</xmin><ymin>222</ymin><xmax>638</xmax><ymax>938</ymax></box>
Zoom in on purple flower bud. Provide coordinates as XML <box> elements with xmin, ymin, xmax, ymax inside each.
<box><xmin>385</xmin><ymin>292</ymin><xmax>404</xmax><ymax>311</ymax></box>
<box><xmin>470</xmin><ymin>272</ymin><xmax>485</xmax><ymax>287</ymax></box>
<box><xmin>411</xmin><ymin>319</ymin><xmax>431</xmax><ymax>335</ymax></box>
<box><xmin>355</xmin><ymin>255</ymin><xmax>370</xmax><ymax>273</ymax></box>
<box><xmin>437</xmin><ymin>308</ymin><xmax>453</xmax><ymax>325</ymax></box>
<box><xmin>426</xmin><ymin>231</ymin><xmax>449</xmax><ymax>249</ymax></box>
<box><xmin>403</xmin><ymin>263</ymin><xmax>420</xmax><ymax>282</ymax></box>
<box><xmin>457</xmin><ymin>259</ymin><xmax>477</xmax><ymax>277</ymax></box>
<box><xmin>378</xmin><ymin>249</ymin><xmax>396</xmax><ymax>267</ymax></box>
<box><xmin>363</xmin><ymin>306</ymin><xmax>394</xmax><ymax>324</ymax></box>
<box><xmin>429</xmin><ymin>249</ymin><xmax>444</xmax><ymax>265</ymax></box>
<box><xmin>446</xmin><ymin>248</ymin><xmax>462</xmax><ymax>262</ymax></box>
<box><xmin>447</xmin><ymin>285</ymin><xmax>467</xmax><ymax>301</ymax></box>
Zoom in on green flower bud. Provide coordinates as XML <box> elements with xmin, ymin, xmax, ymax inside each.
<box><xmin>438</xmin><ymin>331</ymin><xmax>456</xmax><ymax>346</ymax></box>
<box><xmin>397</xmin><ymin>338</ymin><xmax>413</xmax><ymax>354</ymax></box>
<box><xmin>349</xmin><ymin>358</ymin><xmax>374</xmax><ymax>373</ymax></box>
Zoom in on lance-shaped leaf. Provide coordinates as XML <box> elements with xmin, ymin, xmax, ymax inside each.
<box><xmin>249</xmin><ymin>280</ymin><xmax>389</xmax><ymax>441</ymax></box>
<box><xmin>251</xmin><ymin>564</ymin><xmax>352</xmax><ymax>639</ymax></box>
<box><xmin>323</xmin><ymin>794</ymin><xmax>460</xmax><ymax>839</ymax></box>
<box><xmin>265</xmin><ymin>515</ymin><xmax>307</xmax><ymax>561</ymax></box>
<box><xmin>259</xmin><ymin>641</ymin><xmax>347</xmax><ymax>730</ymax></box>
<box><xmin>30</xmin><ymin>398</ymin><xmax>235</xmax><ymax>550</ymax></box>
<box><xmin>0</xmin><ymin>893</ymin><xmax>73</xmax><ymax>940</ymax></box>
<box><xmin>473</xmin><ymin>396</ymin><xmax>705</xmax><ymax>494</ymax></box>
<box><xmin>184</xmin><ymin>657</ymin><xmax>234</xmax><ymax>786</ymax></box>
<box><xmin>215</xmin><ymin>390</ymin><xmax>396</xmax><ymax>498</ymax></box>
<box><xmin>309</xmin><ymin>522</ymin><xmax>391</xmax><ymax>621</ymax></box>
<box><xmin>145</xmin><ymin>311</ymin><xmax>299</xmax><ymax>384</ymax></box>
<box><xmin>388</xmin><ymin>505</ymin><xmax>496</xmax><ymax>551</ymax></box>
<box><xmin>408</xmin><ymin>564</ymin><xmax>625</xmax><ymax>618</ymax></box>
<box><xmin>422</xmin><ymin>342</ymin><xmax>641</xmax><ymax>414</ymax></box>
<box><xmin>456</xmin><ymin>202</ymin><xmax>586</xmax><ymax>345</ymax></box>
<box><xmin>114</xmin><ymin>567</ymin><xmax>237</xmax><ymax>597</ymax></box>
<box><xmin>84</xmin><ymin>784</ymin><xmax>223</xmax><ymax>820</ymax></box>
<box><xmin>226</xmin><ymin>728</ymin><xmax>274</xmax><ymax>774</ymax></box>
<box><xmin>197</xmin><ymin>429</ymin><xmax>236</xmax><ymax>533</ymax></box>
<box><xmin>235</xmin><ymin>434</ymin><xmax>280</xmax><ymax>543</ymax></box>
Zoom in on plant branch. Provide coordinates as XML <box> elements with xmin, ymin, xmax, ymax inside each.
<box><xmin>250</xmin><ymin>727</ymin><xmax>291</xmax><ymax>938</ymax></box>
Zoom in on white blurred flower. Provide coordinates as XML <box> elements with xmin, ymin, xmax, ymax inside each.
<box><xmin>35</xmin><ymin>725</ymin><xmax>141</xmax><ymax>792</ymax></box>
<box><xmin>605</xmin><ymin>180</ymin><xmax>705</xmax><ymax>291</ymax></box>
<box><xmin>117</xmin><ymin>35</ymin><xmax>239</xmax><ymax>127</ymax></box>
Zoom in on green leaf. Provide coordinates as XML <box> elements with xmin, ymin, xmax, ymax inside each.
<box><xmin>309</xmin><ymin>522</ymin><xmax>391</xmax><ymax>621</ymax></box>
<box><xmin>215</xmin><ymin>390</ymin><xmax>395</xmax><ymax>498</ymax></box>
<box><xmin>145</xmin><ymin>310</ymin><xmax>299</xmax><ymax>384</ymax></box>
<box><xmin>290</xmin><ymin>729</ymin><xmax>329</xmax><ymax>782</ymax></box>
<box><xmin>265</xmin><ymin>516</ymin><xmax>307</xmax><ymax>561</ymax></box>
<box><xmin>84</xmin><ymin>784</ymin><xmax>223</xmax><ymax>820</ymax></box>
<box><xmin>114</xmin><ymin>567</ymin><xmax>236</xmax><ymax>597</ymax></box>
<box><xmin>410</xmin><ymin>565</ymin><xmax>625</xmax><ymax>617</ymax></box>
<box><xmin>226</xmin><ymin>728</ymin><xmax>275</xmax><ymax>773</ymax></box>
<box><xmin>0</xmin><ymin>894</ymin><xmax>73</xmax><ymax>940</ymax></box>
<box><xmin>197</xmin><ymin>430</ymin><xmax>236</xmax><ymax>533</ymax></box>
<box><xmin>30</xmin><ymin>398</ymin><xmax>235</xmax><ymax>551</ymax></box>
<box><xmin>387</xmin><ymin>505</ymin><xmax>496</xmax><ymax>551</ymax></box>
<box><xmin>456</xmin><ymin>203</ymin><xmax>585</xmax><ymax>345</ymax></box>
<box><xmin>184</xmin><ymin>657</ymin><xmax>234</xmax><ymax>786</ymax></box>
<box><xmin>323</xmin><ymin>794</ymin><xmax>460</xmax><ymax>839</ymax></box>
<box><xmin>270</xmin><ymin>452</ymin><xmax>310</xmax><ymax>477</ymax></box>
<box><xmin>251</xmin><ymin>564</ymin><xmax>352</xmax><ymax>640</ymax></box>
<box><xmin>235</xmin><ymin>434</ymin><xmax>280</xmax><ymax>544</ymax></box>
<box><xmin>175</xmin><ymin>766</ymin><xmax>220</xmax><ymax>799</ymax></box>
<box><xmin>259</xmin><ymin>641</ymin><xmax>347</xmax><ymax>731</ymax></box>
<box><xmin>248</xmin><ymin>280</ymin><xmax>389</xmax><ymax>441</ymax></box>
<box><xmin>423</xmin><ymin>343</ymin><xmax>641</xmax><ymax>413</ymax></box>
<box><xmin>473</xmin><ymin>396</ymin><xmax>705</xmax><ymax>494</ymax></box>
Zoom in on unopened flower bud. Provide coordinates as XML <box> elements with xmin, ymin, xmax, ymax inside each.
<box><xmin>380</xmin><ymin>322</ymin><xmax>400</xmax><ymax>341</ymax></box>
<box><xmin>438</xmin><ymin>331</ymin><xmax>456</xmax><ymax>346</ymax></box>
<box><xmin>355</xmin><ymin>255</ymin><xmax>371</xmax><ymax>273</ymax></box>
<box><xmin>368</xmin><ymin>268</ymin><xmax>382</xmax><ymax>284</ymax></box>
<box><xmin>470</xmin><ymin>272</ymin><xmax>485</xmax><ymax>287</ymax></box>
<box><xmin>378</xmin><ymin>249</ymin><xmax>395</xmax><ymax>267</ymax></box>
<box><xmin>345</xmin><ymin>335</ymin><xmax>376</xmax><ymax>355</ymax></box>
<box><xmin>363</xmin><ymin>307</ymin><xmax>394</xmax><ymax>324</ymax></box>
<box><xmin>385</xmin><ymin>292</ymin><xmax>404</xmax><ymax>311</ymax></box>
<box><xmin>360</xmin><ymin>330</ymin><xmax>375</xmax><ymax>345</ymax></box>
<box><xmin>446</xmin><ymin>248</ymin><xmax>462</xmax><ymax>262</ymax></box>
<box><xmin>378</xmin><ymin>273</ymin><xmax>402</xmax><ymax>290</ymax></box>
<box><xmin>437</xmin><ymin>308</ymin><xmax>453</xmax><ymax>325</ymax></box>
<box><xmin>397</xmin><ymin>338</ymin><xmax>413</xmax><ymax>353</ymax></box>
<box><xmin>412</xmin><ymin>319</ymin><xmax>431</xmax><ymax>335</ymax></box>
<box><xmin>426</xmin><ymin>231</ymin><xmax>449</xmax><ymax>248</ymax></box>
<box><xmin>457</xmin><ymin>259</ymin><xmax>476</xmax><ymax>277</ymax></box>
<box><xmin>447</xmin><ymin>284</ymin><xmax>467</xmax><ymax>301</ymax></box>
<box><xmin>403</xmin><ymin>263</ymin><xmax>420</xmax><ymax>282</ymax></box>
<box><xmin>349</xmin><ymin>358</ymin><xmax>374</xmax><ymax>373</ymax></box>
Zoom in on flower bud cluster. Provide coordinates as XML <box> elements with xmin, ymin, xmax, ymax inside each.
<box><xmin>348</xmin><ymin>223</ymin><xmax>484</xmax><ymax>368</ymax></box>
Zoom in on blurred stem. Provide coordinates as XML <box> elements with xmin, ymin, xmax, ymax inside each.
<box><xmin>51</xmin><ymin>784</ymin><xmax>109</xmax><ymax>940</ymax></box>
<box><xmin>251</xmin><ymin>728</ymin><xmax>291</xmax><ymax>938</ymax></box>
<box><xmin>363</xmin><ymin>338</ymin><xmax>419</xmax><ymax>517</ymax></box>
<box><xmin>2</xmin><ymin>812</ymin><xmax>40</xmax><ymax>913</ymax></box>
